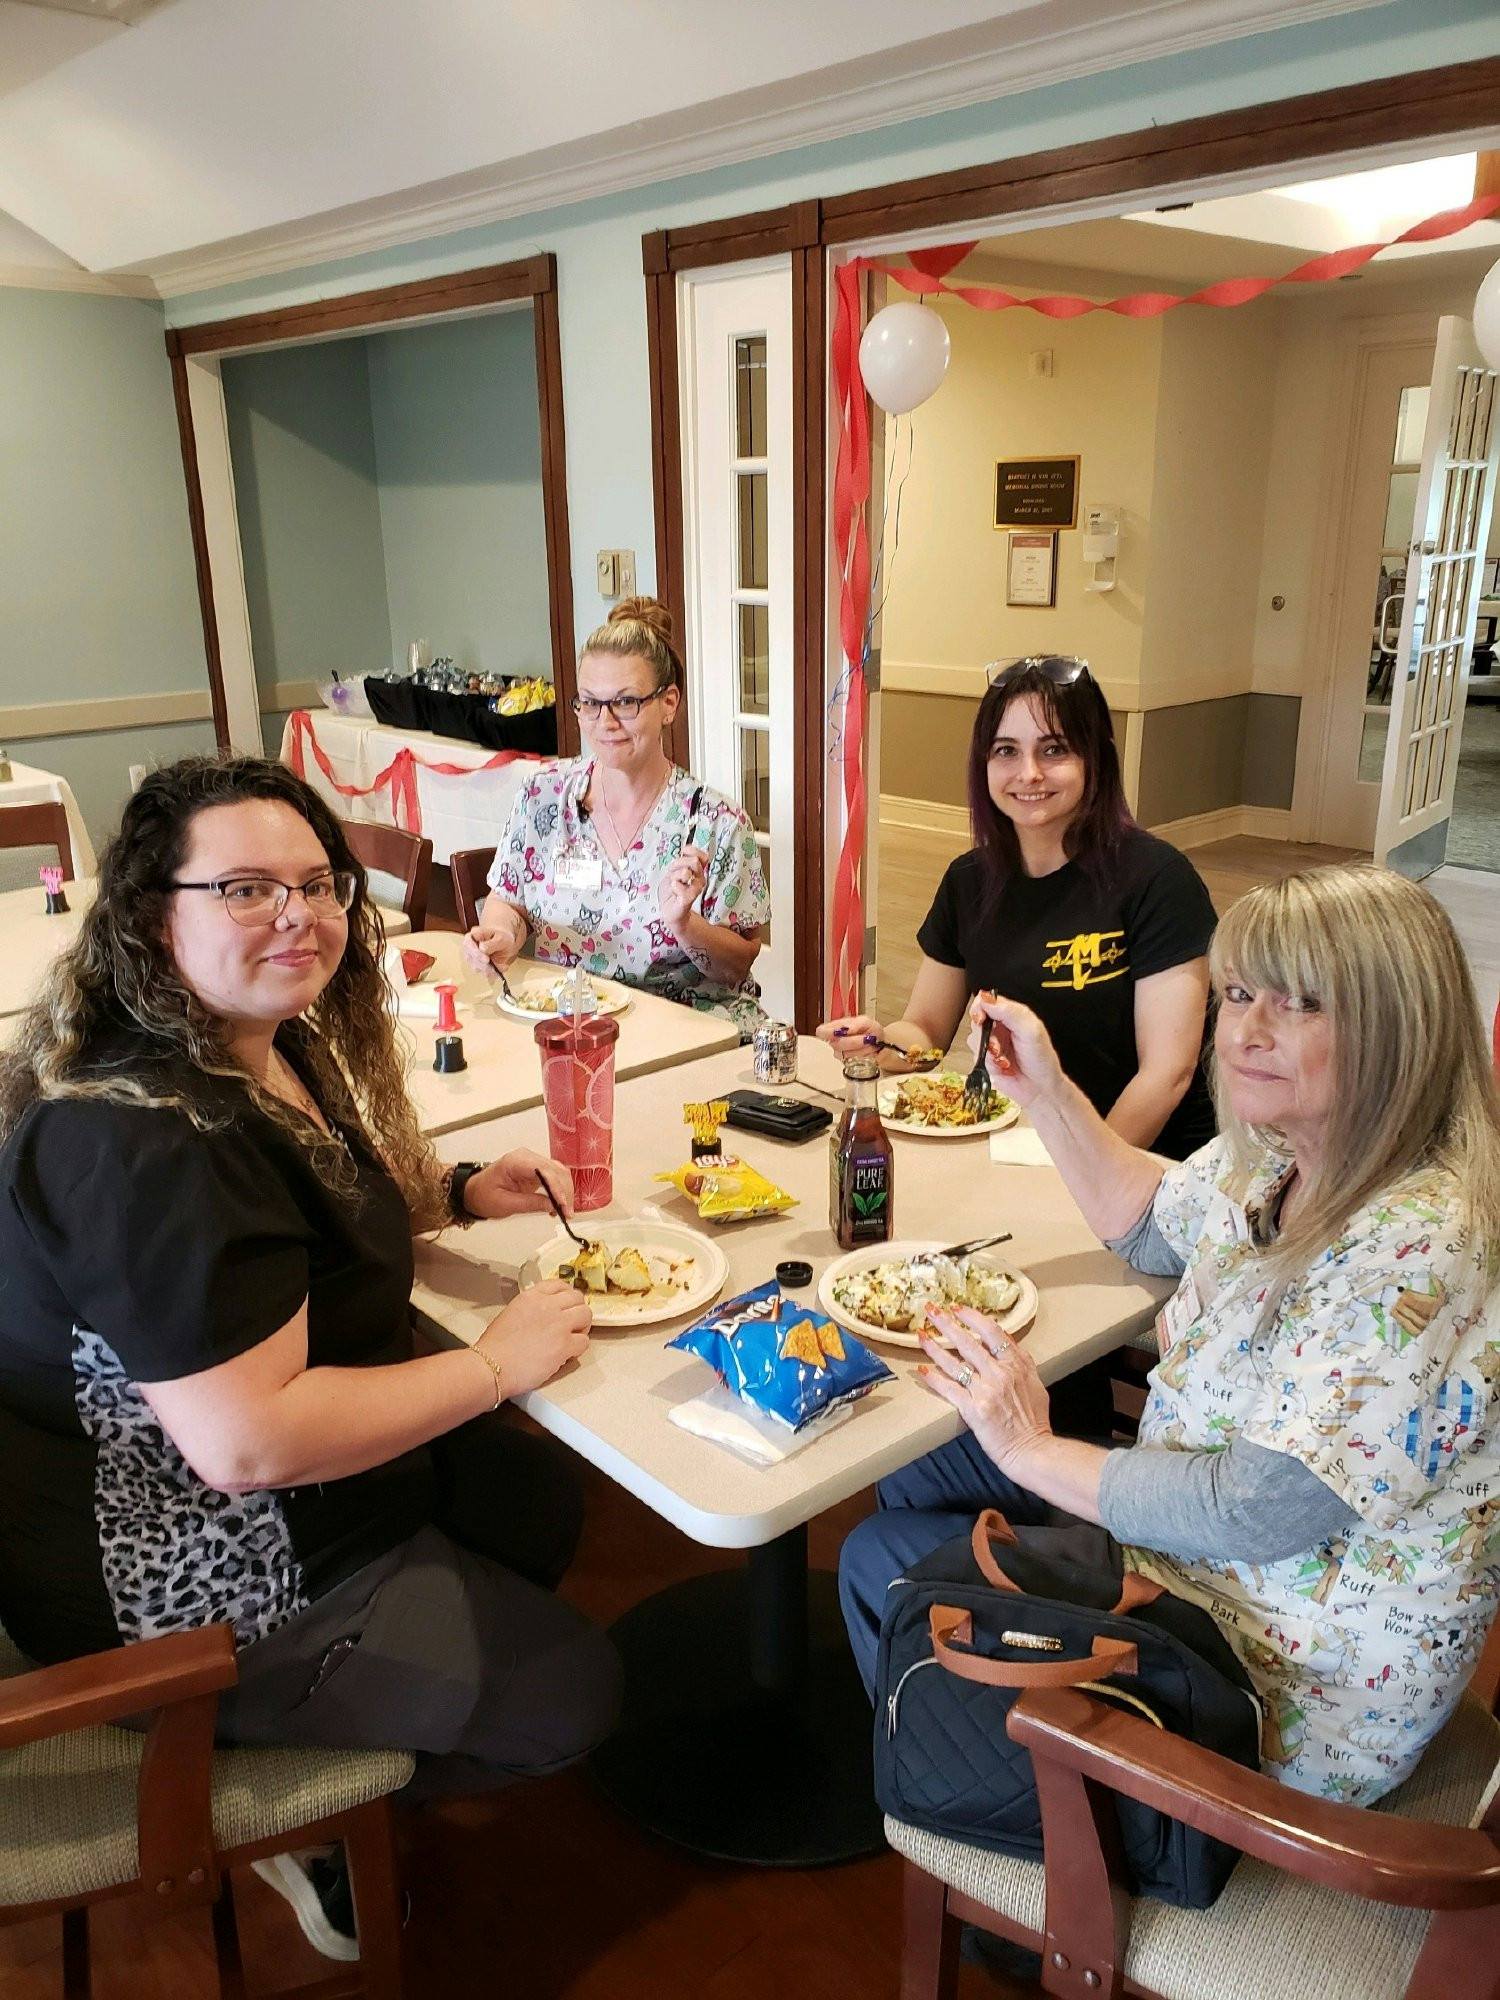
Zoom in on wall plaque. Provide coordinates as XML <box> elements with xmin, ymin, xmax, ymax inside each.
<box><xmin>994</xmin><ymin>456</ymin><xmax>1079</xmax><ymax>531</ymax></box>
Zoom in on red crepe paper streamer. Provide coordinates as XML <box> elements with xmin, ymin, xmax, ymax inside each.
<box><xmin>826</xmin><ymin>194</ymin><xmax>1500</xmax><ymax>1015</ymax></box>
<box><xmin>285</xmin><ymin>710</ymin><xmax>537</xmax><ymax>839</ymax></box>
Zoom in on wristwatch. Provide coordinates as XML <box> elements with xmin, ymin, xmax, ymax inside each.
<box><xmin>447</xmin><ymin>1161</ymin><xmax>485</xmax><ymax>1223</ymax></box>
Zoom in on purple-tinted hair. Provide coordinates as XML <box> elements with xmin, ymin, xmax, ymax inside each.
<box><xmin>965</xmin><ymin>662</ymin><xmax>1135</xmax><ymax>909</ymax></box>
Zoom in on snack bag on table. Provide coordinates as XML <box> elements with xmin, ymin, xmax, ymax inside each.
<box><xmin>668</xmin><ymin>1280</ymin><xmax>892</xmax><ymax>1437</ymax></box>
<box><xmin>655</xmin><ymin>1101</ymin><xmax>797</xmax><ymax>1223</ymax></box>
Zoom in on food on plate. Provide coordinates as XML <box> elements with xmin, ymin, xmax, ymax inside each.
<box><xmin>829</xmin><ymin>1253</ymin><xmax>1022</xmax><ymax>1332</ymax></box>
<box><xmin>506</xmin><ymin>975</ymin><xmax>603</xmax><ymax>1015</ymax></box>
<box><xmin>556</xmin><ymin>1240</ymin><xmax>698</xmax><ymax>1301</ymax></box>
<box><xmin>882</xmin><ymin>1071</ymin><xmax>1014</xmax><ymax>1128</ymax></box>
<box><xmin>655</xmin><ymin>1154</ymin><xmax>797</xmax><ymax>1223</ymax></box>
<box><xmin>668</xmin><ymin>1280</ymin><xmax>893</xmax><ymax>1432</ymax></box>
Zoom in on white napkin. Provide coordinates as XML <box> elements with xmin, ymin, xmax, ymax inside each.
<box><xmin>668</xmin><ymin>1381</ymin><xmax>854</xmax><ymax>1466</ymax></box>
<box><xmin>988</xmin><ymin>1124</ymin><xmax>1053</xmax><ymax>1166</ymax></box>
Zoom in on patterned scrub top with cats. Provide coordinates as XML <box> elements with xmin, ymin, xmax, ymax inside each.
<box><xmin>487</xmin><ymin>759</ymin><xmax>770</xmax><ymax>1040</ymax></box>
<box><xmin>1125</xmin><ymin>1135</ymin><xmax>1500</xmax><ymax>1803</ymax></box>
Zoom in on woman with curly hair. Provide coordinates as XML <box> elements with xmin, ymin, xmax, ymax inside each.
<box><xmin>0</xmin><ymin>755</ymin><xmax>619</xmax><ymax>1960</ymax></box>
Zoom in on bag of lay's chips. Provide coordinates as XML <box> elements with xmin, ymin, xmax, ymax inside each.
<box><xmin>655</xmin><ymin>1101</ymin><xmax>797</xmax><ymax>1223</ymax></box>
<box><xmin>668</xmin><ymin>1281</ymin><xmax>893</xmax><ymax>1432</ymax></box>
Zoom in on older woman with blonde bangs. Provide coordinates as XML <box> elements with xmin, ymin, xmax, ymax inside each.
<box><xmin>0</xmin><ymin>755</ymin><xmax>619</xmax><ymax>1961</ymax></box>
<box><xmin>841</xmin><ymin>865</ymin><xmax>1500</xmax><ymax>1806</ymax></box>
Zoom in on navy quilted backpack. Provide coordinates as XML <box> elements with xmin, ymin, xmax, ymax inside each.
<box><xmin>873</xmin><ymin>1508</ymin><xmax>1264</xmax><ymax>1909</ymax></box>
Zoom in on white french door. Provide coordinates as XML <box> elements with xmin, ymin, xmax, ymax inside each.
<box><xmin>1376</xmin><ymin>318</ymin><xmax>1500</xmax><ymax>874</ymax></box>
<box><xmin>678</xmin><ymin>261</ymin><xmax>796</xmax><ymax>1020</ymax></box>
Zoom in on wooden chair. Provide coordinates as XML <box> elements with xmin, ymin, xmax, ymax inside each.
<box><xmin>0</xmin><ymin>800</ymin><xmax>74</xmax><ymax>881</ymax></box>
<box><xmin>449</xmin><ymin>848</ymin><xmax>496</xmax><ymax>934</ymax></box>
<box><xmin>0</xmin><ymin>1620</ymin><xmax>413</xmax><ymax>1998</ymax></box>
<box><xmin>343</xmin><ymin>822</ymin><xmax>432</xmax><ymax>934</ymax></box>
<box><xmin>891</xmin><ymin>1682</ymin><xmax>1500</xmax><ymax>2000</ymax></box>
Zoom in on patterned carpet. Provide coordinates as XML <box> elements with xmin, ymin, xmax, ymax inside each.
<box><xmin>1447</xmin><ymin>700</ymin><xmax>1500</xmax><ymax>872</ymax></box>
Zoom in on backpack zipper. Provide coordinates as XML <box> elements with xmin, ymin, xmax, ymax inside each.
<box><xmin>886</xmin><ymin>1654</ymin><xmax>939</xmax><ymax>1736</ymax></box>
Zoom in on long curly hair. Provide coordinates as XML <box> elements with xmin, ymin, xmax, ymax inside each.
<box><xmin>0</xmin><ymin>755</ymin><xmax>449</xmax><ymax>1231</ymax></box>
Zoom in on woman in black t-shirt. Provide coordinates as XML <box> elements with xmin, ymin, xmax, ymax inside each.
<box><xmin>0</xmin><ymin>755</ymin><xmax>620</xmax><ymax>1958</ymax></box>
<box><xmin>820</xmin><ymin>657</ymin><xmax>1216</xmax><ymax>1159</ymax></box>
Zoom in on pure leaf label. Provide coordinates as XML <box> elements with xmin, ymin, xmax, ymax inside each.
<box><xmin>852</xmin><ymin>1188</ymin><xmax>888</xmax><ymax>1217</ymax></box>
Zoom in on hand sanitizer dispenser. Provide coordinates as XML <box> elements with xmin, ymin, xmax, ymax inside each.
<box><xmin>1082</xmin><ymin>505</ymin><xmax>1120</xmax><ymax>592</ymax></box>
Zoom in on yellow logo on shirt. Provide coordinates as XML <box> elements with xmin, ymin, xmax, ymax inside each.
<box><xmin>1042</xmin><ymin>930</ymin><xmax>1128</xmax><ymax>990</ymax></box>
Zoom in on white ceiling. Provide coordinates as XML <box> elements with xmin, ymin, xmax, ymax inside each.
<box><xmin>0</xmin><ymin>0</ymin><xmax>1387</xmax><ymax>294</ymax></box>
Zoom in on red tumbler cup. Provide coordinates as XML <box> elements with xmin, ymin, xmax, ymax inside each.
<box><xmin>534</xmin><ymin>1012</ymin><xmax>618</xmax><ymax>1212</ymax></box>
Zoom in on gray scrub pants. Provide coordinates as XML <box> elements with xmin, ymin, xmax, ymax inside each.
<box><xmin>214</xmin><ymin>1415</ymin><xmax>622</xmax><ymax>1803</ymax></box>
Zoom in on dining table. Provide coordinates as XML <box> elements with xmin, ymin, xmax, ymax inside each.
<box><xmin>391</xmin><ymin>931</ymin><xmax>741</xmax><ymax>1135</ymax></box>
<box><xmin>412</xmin><ymin>1035</ymin><xmax>1171</xmax><ymax>1866</ymax></box>
<box><xmin>0</xmin><ymin>878</ymin><xmax>97</xmax><ymax>1017</ymax></box>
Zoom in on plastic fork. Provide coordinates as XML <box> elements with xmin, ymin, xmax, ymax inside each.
<box><xmin>962</xmin><ymin>994</ymin><xmax>1008</xmax><ymax>1115</ymax></box>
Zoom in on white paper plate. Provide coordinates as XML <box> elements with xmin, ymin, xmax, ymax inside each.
<box><xmin>817</xmin><ymin>1239</ymin><xmax>1038</xmax><ymax>1350</ymax></box>
<box><xmin>530</xmin><ymin>1217</ymin><xmax>726</xmax><ymax>1326</ymax></box>
<box><xmin>494</xmin><ymin>975</ymin><xmax>632</xmax><ymax>1023</ymax></box>
<box><xmin>877</xmin><ymin>1071</ymin><xmax>1019</xmax><ymax>1138</ymax></box>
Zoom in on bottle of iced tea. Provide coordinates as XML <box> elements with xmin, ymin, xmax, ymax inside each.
<box><xmin>830</xmin><ymin>1055</ymin><xmax>894</xmax><ymax>1249</ymax></box>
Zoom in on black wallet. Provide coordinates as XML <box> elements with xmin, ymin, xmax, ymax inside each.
<box><xmin>721</xmin><ymin>1088</ymin><xmax>832</xmax><ymax>1143</ymax></box>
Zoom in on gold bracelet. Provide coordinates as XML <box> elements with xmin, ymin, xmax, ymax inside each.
<box><xmin>467</xmin><ymin>1343</ymin><xmax>505</xmax><ymax>1410</ymax></box>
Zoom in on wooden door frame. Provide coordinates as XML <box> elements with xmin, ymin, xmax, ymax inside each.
<box><xmin>165</xmin><ymin>254</ymin><xmax>579</xmax><ymax>758</ymax></box>
<box><xmin>643</xmin><ymin>52</ymin><xmax>1500</xmax><ymax>1029</ymax></box>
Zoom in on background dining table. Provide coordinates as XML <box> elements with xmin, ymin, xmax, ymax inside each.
<box><xmin>0</xmin><ymin>877</ymin><xmax>96</xmax><ymax>1018</ymax></box>
<box><xmin>412</xmin><ymin>1035</ymin><xmax>1171</xmax><ymax>1865</ymax></box>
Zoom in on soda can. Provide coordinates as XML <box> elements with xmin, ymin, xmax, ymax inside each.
<box><xmin>753</xmin><ymin>1021</ymin><xmax>798</xmax><ymax>1085</ymax></box>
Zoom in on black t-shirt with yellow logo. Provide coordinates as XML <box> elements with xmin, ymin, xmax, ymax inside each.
<box><xmin>917</xmin><ymin>829</ymin><xmax>1216</xmax><ymax>1160</ymax></box>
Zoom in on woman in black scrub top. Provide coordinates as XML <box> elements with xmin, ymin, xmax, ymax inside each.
<box><xmin>819</xmin><ymin>656</ymin><xmax>1216</xmax><ymax>1161</ymax></box>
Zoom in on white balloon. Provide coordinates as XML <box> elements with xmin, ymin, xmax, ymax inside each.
<box><xmin>1476</xmin><ymin>257</ymin><xmax>1500</xmax><ymax>371</ymax></box>
<box><xmin>859</xmin><ymin>301</ymin><xmax>951</xmax><ymax>415</ymax></box>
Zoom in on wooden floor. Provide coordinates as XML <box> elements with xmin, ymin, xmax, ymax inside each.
<box><xmin>7</xmin><ymin>826</ymin><xmax>1495</xmax><ymax>2000</ymax></box>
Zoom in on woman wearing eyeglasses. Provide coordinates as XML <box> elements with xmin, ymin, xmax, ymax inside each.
<box><xmin>462</xmin><ymin>597</ymin><xmax>770</xmax><ymax>1040</ymax></box>
<box><xmin>820</xmin><ymin>657</ymin><xmax>1216</xmax><ymax>1159</ymax></box>
<box><xmin>0</xmin><ymin>756</ymin><xmax>620</xmax><ymax>1959</ymax></box>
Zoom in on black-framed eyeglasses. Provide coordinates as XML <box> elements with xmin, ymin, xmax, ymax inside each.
<box><xmin>985</xmin><ymin>655</ymin><xmax>1092</xmax><ymax>689</ymax></box>
<box><xmin>169</xmin><ymin>873</ymin><xmax>357</xmax><ymax>928</ymax></box>
<box><xmin>571</xmin><ymin>690</ymin><xmax>667</xmax><ymax>723</ymax></box>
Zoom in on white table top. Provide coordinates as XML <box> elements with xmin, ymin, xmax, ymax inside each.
<box><xmin>0</xmin><ymin>878</ymin><xmax>96</xmax><ymax>1017</ymax></box>
<box><xmin>0</xmin><ymin>762</ymin><xmax>97</xmax><ymax>880</ymax></box>
<box><xmin>394</xmin><ymin>930</ymin><xmax>739</xmax><ymax>1136</ymax></box>
<box><xmin>413</xmin><ymin>1036</ymin><xmax>1170</xmax><ymax>1548</ymax></box>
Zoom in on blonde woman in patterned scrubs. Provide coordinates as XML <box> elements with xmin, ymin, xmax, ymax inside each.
<box><xmin>840</xmin><ymin>866</ymin><xmax>1500</xmax><ymax>1805</ymax></box>
<box><xmin>463</xmin><ymin>597</ymin><xmax>769</xmax><ymax>1041</ymax></box>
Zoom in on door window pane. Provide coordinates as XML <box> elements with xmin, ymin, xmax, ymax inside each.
<box><xmin>736</xmin><ymin>473</ymin><xmax>767</xmax><ymax>591</ymax></box>
<box><xmin>740</xmin><ymin>729</ymin><xmax>770</xmax><ymax>833</ymax></box>
<box><xmin>738</xmin><ymin>602</ymin><xmax>769</xmax><ymax>715</ymax></box>
<box><xmin>734</xmin><ymin>336</ymin><xmax>767</xmax><ymax>459</ymax></box>
<box><xmin>1394</xmin><ymin>385</ymin><xmax>1429</xmax><ymax>464</ymax></box>
<box><xmin>1383</xmin><ymin>470</ymin><xmax>1418</xmax><ymax>551</ymax></box>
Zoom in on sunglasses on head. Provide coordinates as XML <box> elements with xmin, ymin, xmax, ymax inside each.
<box><xmin>985</xmin><ymin>655</ymin><xmax>1092</xmax><ymax>690</ymax></box>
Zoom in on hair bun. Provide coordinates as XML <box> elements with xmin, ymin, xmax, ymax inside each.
<box><xmin>608</xmin><ymin>595</ymin><xmax>674</xmax><ymax>648</ymax></box>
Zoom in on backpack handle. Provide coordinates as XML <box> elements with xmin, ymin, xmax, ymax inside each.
<box><xmin>930</xmin><ymin>1605</ymin><xmax>1140</xmax><ymax>1688</ymax></box>
<box><xmin>969</xmin><ymin>1509</ymin><xmax>1164</xmax><ymax>1619</ymax></box>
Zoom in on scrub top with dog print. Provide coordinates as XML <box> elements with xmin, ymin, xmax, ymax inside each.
<box><xmin>488</xmin><ymin>759</ymin><xmax>770</xmax><ymax>1041</ymax></box>
<box><xmin>1123</xmin><ymin>1136</ymin><xmax>1500</xmax><ymax>1804</ymax></box>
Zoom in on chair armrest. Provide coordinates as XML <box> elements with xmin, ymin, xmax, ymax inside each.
<box><xmin>1009</xmin><ymin>1688</ymin><xmax>1500</xmax><ymax>1910</ymax></box>
<box><xmin>0</xmin><ymin>1625</ymin><xmax>237</xmax><ymax>1747</ymax></box>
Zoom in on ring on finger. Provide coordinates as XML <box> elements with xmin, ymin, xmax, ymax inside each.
<box><xmin>957</xmin><ymin>1364</ymin><xmax>974</xmax><ymax>1389</ymax></box>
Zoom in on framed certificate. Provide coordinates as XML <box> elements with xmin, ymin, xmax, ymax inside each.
<box><xmin>1006</xmin><ymin>532</ymin><xmax>1057</xmax><ymax>608</ymax></box>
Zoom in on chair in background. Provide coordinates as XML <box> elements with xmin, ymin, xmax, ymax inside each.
<box><xmin>0</xmin><ymin>1619</ymin><xmax>412</xmax><ymax>1998</ymax></box>
<box><xmin>449</xmin><ymin>848</ymin><xmax>496</xmax><ymax>934</ymax></box>
<box><xmin>891</xmin><ymin>1681</ymin><xmax>1500</xmax><ymax>2000</ymax></box>
<box><xmin>344</xmin><ymin>822</ymin><xmax>433</xmax><ymax>934</ymax></box>
<box><xmin>0</xmin><ymin>801</ymin><xmax>74</xmax><ymax>881</ymax></box>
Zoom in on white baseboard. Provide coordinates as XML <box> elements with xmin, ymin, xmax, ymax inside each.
<box><xmin>1148</xmin><ymin>805</ymin><xmax>1294</xmax><ymax>847</ymax></box>
<box><xmin>878</xmin><ymin>794</ymin><xmax>970</xmax><ymax>839</ymax></box>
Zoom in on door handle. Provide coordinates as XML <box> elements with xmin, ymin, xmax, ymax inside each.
<box><xmin>1380</xmin><ymin>593</ymin><xmax>1405</xmax><ymax>650</ymax></box>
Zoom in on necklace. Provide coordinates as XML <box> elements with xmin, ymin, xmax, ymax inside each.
<box><xmin>593</xmin><ymin>768</ymin><xmax>671</xmax><ymax>866</ymax></box>
<box><xmin>268</xmin><ymin>1050</ymin><xmax>332</xmax><ymax>1135</ymax></box>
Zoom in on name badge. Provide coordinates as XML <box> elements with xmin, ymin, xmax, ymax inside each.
<box><xmin>1155</xmin><ymin>1260</ymin><xmax>1212</xmax><ymax>1356</ymax></box>
<box><xmin>554</xmin><ymin>846</ymin><xmax>604</xmax><ymax>894</ymax></box>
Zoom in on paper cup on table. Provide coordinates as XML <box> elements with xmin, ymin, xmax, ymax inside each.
<box><xmin>534</xmin><ymin>1012</ymin><xmax>618</xmax><ymax>1211</ymax></box>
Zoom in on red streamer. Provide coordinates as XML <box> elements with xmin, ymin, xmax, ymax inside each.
<box><xmin>825</xmin><ymin>193</ymin><xmax>1500</xmax><ymax>1015</ymax></box>
<box><xmin>285</xmin><ymin>710</ymin><xmax>536</xmax><ymax>838</ymax></box>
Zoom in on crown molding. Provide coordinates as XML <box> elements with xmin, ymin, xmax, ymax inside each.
<box><xmin>0</xmin><ymin>261</ymin><xmax>157</xmax><ymax>297</ymax></box>
<box><xmin>144</xmin><ymin>0</ymin><xmax>1374</xmax><ymax>303</ymax></box>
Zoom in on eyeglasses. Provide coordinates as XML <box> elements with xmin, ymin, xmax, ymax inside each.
<box><xmin>570</xmin><ymin>690</ymin><xmax>666</xmax><ymax>723</ymax></box>
<box><xmin>169</xmin><ymin>873</ymin><xmax>357</xmax><ymax>927</ymax></box>
<box><xmin>985</xmin><ymin>656</ymin><xmax>1092</xmax><ymax>689</ymax></box>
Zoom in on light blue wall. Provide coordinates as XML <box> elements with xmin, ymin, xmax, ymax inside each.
<box><xmin>220</xmin><ymin>339</ymin><xmax>393</xmax><ymax>695</ymax></box>
<box><xmin>366</xmin><ymin>307</ymin><xmax>550</xmax><ymax>680</ymax></box>
<box><xmin>166</xmin><ymin>0</ymin><xmax>1500</xmax><ymax>660</ymax></box>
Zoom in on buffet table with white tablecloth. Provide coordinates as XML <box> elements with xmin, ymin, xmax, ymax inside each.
<box><xmin>0</xmin><ymin>762</ymin><xmax>97</xmax><ymax>883</ymax></box>
<box><xmin>279</xmin><ymin>709</ymin><xmax>542</xmax><ymax>863</ymax></box>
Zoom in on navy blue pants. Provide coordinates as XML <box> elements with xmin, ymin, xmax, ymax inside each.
<box><xmin>838</xmin><ymin>1428</ymin><xmax>1119</xmax><ymax>1698</ymax></box>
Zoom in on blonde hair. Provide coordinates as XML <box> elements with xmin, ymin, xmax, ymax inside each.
<box><xmin>1209</xmin><ymin>864</ymin><xmax>1500</xmax><ymax>1276</ymax></box>
<box><xmin>0</xmin><ymin>756</ymin><xmax>451</xmax><ymax>1233</ymax></box>
<box><xmin>579</xmin><ymin>595</ymin><xmax>682</xmax><ymax>692</ymax></box>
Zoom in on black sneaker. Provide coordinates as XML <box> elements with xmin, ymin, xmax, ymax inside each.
<box><xmin>252</xmin><ymin>1847</ymin><xmax>358</xmax><ymax>1962</ymax></box>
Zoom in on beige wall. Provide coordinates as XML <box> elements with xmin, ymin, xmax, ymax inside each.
<box><xmin>880</xmin><ymin>292</ymin><xmax>1162</xmax><ymax>701</ymax></box>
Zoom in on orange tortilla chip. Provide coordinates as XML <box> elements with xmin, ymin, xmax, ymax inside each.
<box><xmin>779</xmin><ymin>1319</ymin><xmax>827</xmax><ymax>1371</ymax></box>
<box><xmin>817</xmin><ymin>1324</ymin><xmax>846</xmax><ymax>1363</ymax></box>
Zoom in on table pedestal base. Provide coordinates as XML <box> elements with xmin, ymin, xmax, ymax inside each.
<box><xmin>590</xmin><ymin>1553</ymin><xmax>883</xmax><ymax>1868</ymax></box>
